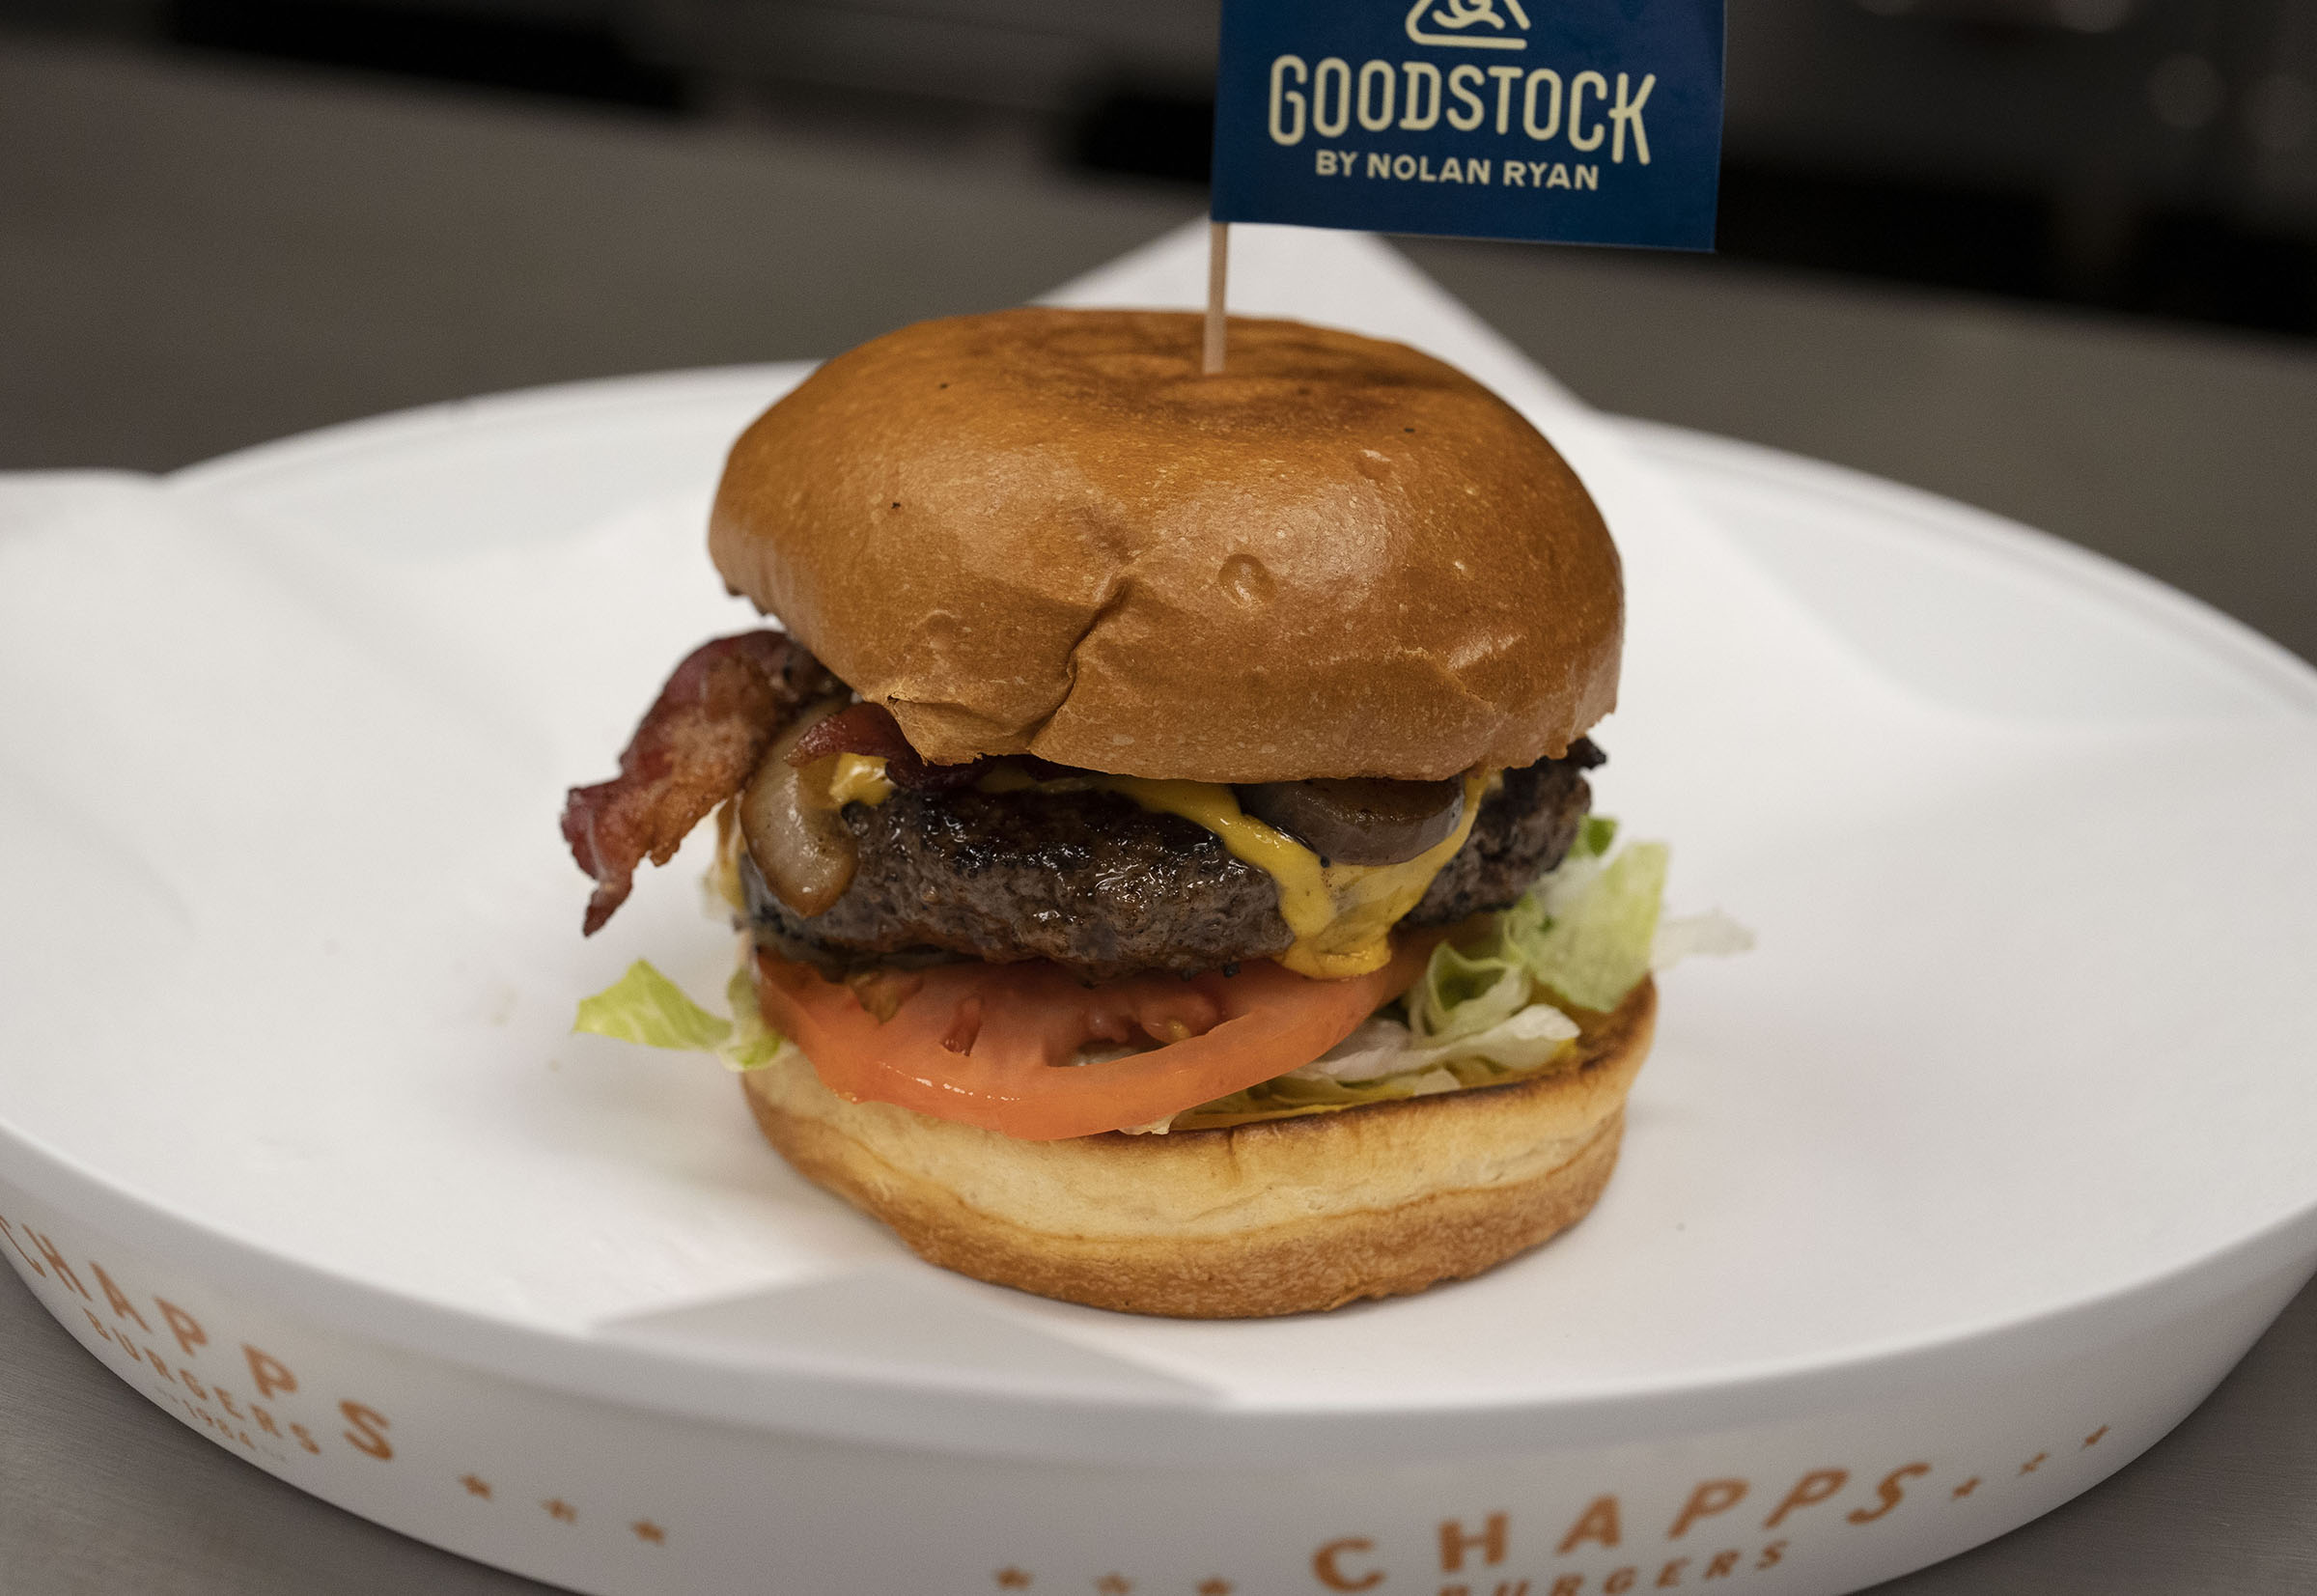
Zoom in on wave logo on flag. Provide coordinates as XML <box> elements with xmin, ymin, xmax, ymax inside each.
<box><xmin>1404</xmin><ymin>0</ymin><xmax>1534</xmax><ymax>51</ymax></box>
<box><xmin>1212</xmin><ymin>0</ymin><xmax>1723</xmax><ymax>251</ymax></box>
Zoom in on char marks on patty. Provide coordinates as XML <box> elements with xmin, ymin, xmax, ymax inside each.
<box><xmin>744</xmin><ymin>745</ymin><xmax>1600</xmax><ymax>982</ymax></box>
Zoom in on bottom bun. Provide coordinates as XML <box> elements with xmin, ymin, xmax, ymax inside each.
<box><xmin>741</xmin><ymin>977</ymin><xmax>1656</xmax><ymax>1319</ymax></box>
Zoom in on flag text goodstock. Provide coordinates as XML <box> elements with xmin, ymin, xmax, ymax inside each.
<box><xmin>1212</xmin><ymin>0</ymin><xmax>1724</xmax><ymax>251</ymax></box>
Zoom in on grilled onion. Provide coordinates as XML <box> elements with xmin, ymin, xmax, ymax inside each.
<box><xmin>1237</xmin><ymin>776</ymin><xmax>1466</xmax><ymax>866</ymax></box>
<box><xmin>740</xmin><ymin>697</ymin><xmax>856</xmax><ymax>916</ymax></box>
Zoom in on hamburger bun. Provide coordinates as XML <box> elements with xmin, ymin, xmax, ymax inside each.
<box><xmin>741</xmin><ymin>976</ymin><xmax>1655</xmax><ymax>1318</ymax></box>
<box><xmin>709</xmin><ymin>308</ymin><xmax>1622</xmax><ymax>784</ymax></box>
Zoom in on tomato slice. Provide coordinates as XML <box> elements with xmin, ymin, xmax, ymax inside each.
<box><xmin>754</xmin><ymin>938</ymin><xmax>1439</xmax><ymax>1141</ymax></box>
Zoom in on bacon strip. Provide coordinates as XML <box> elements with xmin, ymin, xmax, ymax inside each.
<box><xmin>787</xmin><ymin>702</ymin><xmax>991</xmax><ymax>793</ymax></box>
<box><xmin>563</xmin><ymin>630</ymin><xmax>833</xmax><ymax>934</ymax></box>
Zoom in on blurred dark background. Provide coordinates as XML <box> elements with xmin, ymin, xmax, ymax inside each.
<box><xmin>5</xmin><ymin>0</ymin><xmax>2313</xmax><ymax>336</ymax></box>
<box><xmin>3</xmin><ymin>0</ymin><xmax>2312</xmax><ymax>663</ymax></box>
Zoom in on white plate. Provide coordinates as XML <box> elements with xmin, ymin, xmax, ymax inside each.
<box><xmin>3</xmin><ymin>226</ymin><xmax>2315</xmax><ymax>1596</ymax></box>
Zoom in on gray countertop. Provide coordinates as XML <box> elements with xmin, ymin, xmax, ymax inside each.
<box><xmin>4</xmin><ymin>33</ymin><xmax>2315</xmax><ymax>1595</ymax></box>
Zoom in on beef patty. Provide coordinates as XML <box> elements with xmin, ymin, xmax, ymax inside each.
<box><xmin>743</xmin><ymin>743</ymin><xmax>1601</xmax><ymax>982</ymax></box>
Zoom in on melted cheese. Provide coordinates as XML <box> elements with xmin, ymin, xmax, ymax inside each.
<box><xmin>820</xmin><ymin>753</ymin><xmax>897</xmax><ymax>808</ymax></box>
<box><xmin>980</xmin><ymin>764</ymin><xmax>1488</xmax><ymax>980</ymax></box>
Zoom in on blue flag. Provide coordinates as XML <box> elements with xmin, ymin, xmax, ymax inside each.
<box><xmin>1211</xmin><ymin>0</ymin><xmax>1724</xmax><ymax>251</ymax></box>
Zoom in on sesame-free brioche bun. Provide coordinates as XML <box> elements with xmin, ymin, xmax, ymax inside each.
<box><xmin>709</xmin><ymin>308</ymin><xmax>1622</xmax><ymax>784</ymax></box>
<box><xmin>741</xmin><ymin>978</ymin><xmax>1654</xmax><ymax>1319</ymax></box>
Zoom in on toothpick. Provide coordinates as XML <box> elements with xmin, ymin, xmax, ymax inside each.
<box><xmin>1203</xmin><ymin>221</ymin><xmax>1229</xmax><ymax>376</ymax></box>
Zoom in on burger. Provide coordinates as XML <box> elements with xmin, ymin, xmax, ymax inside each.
<box><xmin>564</xmin><ymin>308</ymin><xmax>1721</xmax><ymax>1319</ymax></box>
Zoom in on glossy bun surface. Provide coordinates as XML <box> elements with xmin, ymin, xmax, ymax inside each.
<box><xmin>709</xmin><ymin>309</ymin><xmax>1622</xmax><ymax>781</ymax></box>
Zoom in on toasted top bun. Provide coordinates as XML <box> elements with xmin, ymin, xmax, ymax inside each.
<box><xmin>709</xmin><ymin>308</ymin><xmax>1622</xmax><ymax>783</ymax></box>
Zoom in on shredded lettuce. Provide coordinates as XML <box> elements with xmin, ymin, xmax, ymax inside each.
<box><xmin>1406</xmin><ymin>941</ymin><xmax>1533</xmax><ymax>1044</ymax></box>
<box><xmin>719</xmin><ymin>960</ymin><xmax>784</xmax><ymax>1070</ymax></box>
<box><xmin>1652</xmin><ymin>909</ymin><xmax>1756</xmax><ymax>971</ymax></box>
<box><xmin>1300</xmin><ymin>1004</ymin><xmax>1580</xmax><ymax>1084</ymax></box>
<box><xmin>575</xmin><ymin>961</ymin><xmax>730</xmax><ymax>1050</ymax></box>
<box><xmin>1574</xmin><ymin>814</ymin><xmax>1619</xmax><ymax>861</ymax></box>
<box><xmin>572</xmin><ymin>954</ymin><xmax>783</xmax><ymax>1072</ymax></box>
<box><xmin>1522</xmin><ymin>841</ymin><xmax>1669</xmax><ymax>1012</ymax></box>
<box><xmin>1169</xmin><ymin>1001</ymin><xmax>1582</xmax><ymax>1131</ymax></box>
<box><xmin>1172</xmin><ymin>818</ymin><xmax>1753</xmax><ymax>1132</ymax></box>
<box><xmin>1399</xmin><ymin>826</ymin><xmax>1665</xmax><ymax>1055</ymax></box>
